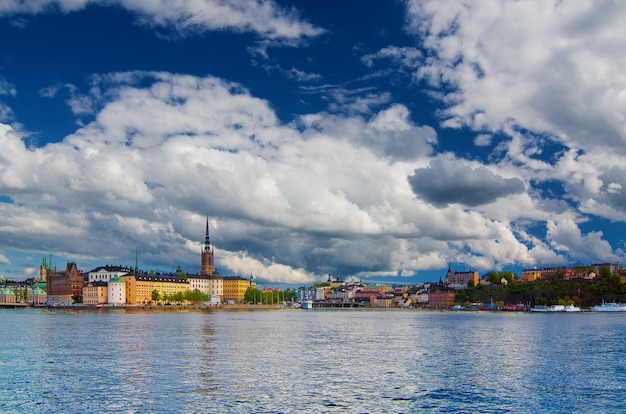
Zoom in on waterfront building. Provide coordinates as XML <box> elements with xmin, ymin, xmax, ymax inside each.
<box><xmin>87</xmin><ymin>265</ymin><xmax>133</xmax><ymax>283</ymax></box>
<box><xmin>188</xmin><ymin>273</ymin><xmax>211</xmax><ymax>295</ymax></box>
<box><xmin>222</xmin><ymin>276</ymin><xmax>256</xmax><ymax>303</ymax></box>
<box><xmin>187</xmin><ymin>271</ymin><xmax>223</xmax><ymax>300</ymax></box>
<box><xmin>123</xmin><ymin>273</ymin><xmax>190</xmax><ymax>304</ymax></box>
<box><xmin>28</xmin><ymin>286</ymin><xmax>47</xmax><ymax>305</ymax></box>
<box><xmin>326</xmin><ymin>287</ymin><xmax>354</xmax><ymax>302</ymax></box>
<box><xmin>108</xmin><ymin>276</ymin><xmax>126</xmax><ymax>305</ymax></box>
<box><xmin>370</xmin><ymin>293</ymin><xmax>393</xmax><ymax>307</ymax></box>
<box><xmin>299</xmin><ymin>286</ymin><xmax>328</xmax><ymax>302</ymax></box>
<box><xmin>428</xmin><ymin>283</ymin><xmax>456</xmax><ymax>308</ymax></box>
<box><xmin>5</xmin><ymin>281</ymin><xmax>30</xmax><ymax>302</ymax></box>
<box><xmin>0</xmin><ymin>286</ymin><xmax>16</xmax><ymax>304</ymax></box>
<box><xmin>47</xmin><ymin>263</ymin><xmax>85</xmax><ymax>304</ymax></box>
<box><xmin>445</xmin><ymin>267</ymin><xmax>479</xmax><ymax>290</ymax></box>
<box><xmin>83</xmin><ymin>282</ymin><xmax>108</xmax><ymax>305</ymax></box>
<box><xmin>188</xmin><ymin>219</ymin><xmax>223</xmax><ymax>302</ymax></box>
<box><xmin>208</xmin><ymin>272</ymin><xmax>223</xmax><ymax>299</ymax></box>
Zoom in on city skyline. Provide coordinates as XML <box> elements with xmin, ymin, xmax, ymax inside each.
<box><xmin>1</xmin><ymin>1</ymin><xmax>626</xmax><ymax>285</ymax></box>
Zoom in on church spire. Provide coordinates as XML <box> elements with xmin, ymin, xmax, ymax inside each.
<box><xmin>204</xmin><ymin>217</ymin><xmax>212</xmax><ymax>253</ymax></box>
<box><xmin>201</xmin><ymin>216</ymin><xmax>215</xmax><ymax>275</ymax></box>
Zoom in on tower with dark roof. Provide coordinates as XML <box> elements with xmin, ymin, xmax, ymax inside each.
<box><xmin>200</xmin><ymin>217</ymin><xmax>215</xmax><ymax>276</ymax></box>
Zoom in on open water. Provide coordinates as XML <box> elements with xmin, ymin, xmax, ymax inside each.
<box><xmin>0</xmin><ymin>308</ymin><xmax>625</xmax><ymax>413</ymax></box>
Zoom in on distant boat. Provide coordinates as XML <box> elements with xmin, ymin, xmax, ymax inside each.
<box><xmin>591</xmin><ymin>302</ymin><xmax>626</xmax><ymax>312</ymax></box>
<box><xmin>451</xmin><ymin>305</ymin><xmax>464</xmax><ymax>311</ymax></box>
<box><xmin>502</xmin><ymin>304</ymin><xmax>525</xmax><ymax>312</ymax></box>
<box><xmin>301</xmin><ymin>300</ymin><xmax>313</xmax><ymax>309</ymax></box>
<box><xmin>563</xmin><ymin>304</ymin><xmax>581</xmax><ymax>312</ymax></box>
<box><xmin>530</xmin><ymin>305</ymin><xmax>565</xmax><ymax>312</ymax></box>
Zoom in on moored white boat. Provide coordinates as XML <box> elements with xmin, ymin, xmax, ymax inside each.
<box><xmin>564</xmin><ymin>304</ymin><xmax>581</xmax><ymax>312</ymax></box>
<box><xmin>301</xmin><ymin>299</ymin><xmax>313</xmax><ymax>309</ymax></box>
<box><xmin>591</xmin><ymin>302</ymin><xmax>626</xmax><ymax>312</ymax></box>
<box><xmin>530</xmin><ymin>305</ymin><xmax>565</xmax><ymax>312</ymax></box>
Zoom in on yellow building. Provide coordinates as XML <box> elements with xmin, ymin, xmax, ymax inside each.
<box><xmin>123</xmin><ymin>273</ymin><xmax>190</xmax><ymax>304</ymax></box>
<box><xmin>522</xmin><ymin>269</ymin><xmax>541</xmax><ymax>282</ymax></box>
<box><xmin>83</xmin><ymin>282</ymin><xmax>108</xmax><ymax>305</ymax></box>
<box><xmin>222</xmin><ymin>276</ymin><xmax>256</xmax><ymax>303</ymax></box>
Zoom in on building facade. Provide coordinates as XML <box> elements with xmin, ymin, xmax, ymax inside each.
<box><xmin>28</xmin><ymin>287</ymin><xmax>47</xmax><ymax>305</ymax></box>
<box><xmin>445</xmin><ymin>267</ymin><xmax>479</xmax><ymax>289</ymax></box>
<box><xmin>108</xmin><ymin>276</ymin><xmax>126</xmax><ymax>304</ymax></box>
<box><xmin>83</xmin><ymin>282</ymin><xmax>108</xmax><ymax>305</ymax></box>
<box><xmin>0</xmin><ymin>287</ymin><xmax>16</xmax><ymax>304</ymax></box>
<box><xmin>222</xmin><ymin>276</ymin><xmax>256</xmax><ymax>303</ymax></box>
<box><xmin>47</xmin><ymin>263</ymin><xmax>85</xmax><ymax>304</ymax></box>
<box><xmin>123</xmin><ymin>273</ymin><xmax>190</xmax><ymax>305</ymax></box>
<box><xmin>428</xmin><ymin>283</ymin><xmax>456</xmax><ymax>308</ymax></box>
<box><xmin>188</xmin><ymin>272</ymin><xmax>223</xmax><ymax>299</ymax></box>
<box><xmin>87</xmin><ymin>265</ymin><xmax>133</xmax><ymax>283</ymax></box>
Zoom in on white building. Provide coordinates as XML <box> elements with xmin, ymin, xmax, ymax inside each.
<box><xmin>108</xmin><ymin>276</ymin><xmax>126</xmax><ymax>304</ymax></box>
<box><xmin>88</xmin><ymin>265</ymin><xmax>133</xmax><ymax>283</ymax></box>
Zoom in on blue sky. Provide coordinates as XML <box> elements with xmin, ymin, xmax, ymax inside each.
<box><xmin>1</xmin><ymin>0</ymin><xmax>626</xmax><ymax>287</ymax></box>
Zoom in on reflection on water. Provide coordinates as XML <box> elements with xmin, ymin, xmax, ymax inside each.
<box><xmin>0</xmin><ymin>309</ymin><xmax>625</xmax><ymax>413</ymax></box>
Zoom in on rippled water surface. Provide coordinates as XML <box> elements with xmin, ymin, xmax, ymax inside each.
<box><xmin>1</xmin><ymin>308</ymin><xmax>625</xmax><ymax>413</ymax></box>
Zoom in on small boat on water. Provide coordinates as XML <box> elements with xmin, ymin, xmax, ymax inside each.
<box><xmin>502</xmin><ymin>304</ymin><xmax>525</xmax><ymax>312</ymax></box>
<box><xmin>301</xmin><ymin>300</ymin><xmax>313</xmax><ymax>309</ymax></box>
<box><xmin>563</xmin><ymin>304</ymin><xmax>581</xmax><ymax>312</ymax></box>
<box><xmin>530</xmin><ymin>305</ymin><xmax>565</xmax><ymax>312</ymax></box>
<box><xmin>591</xmin><ymin>302</ymin><xmax>626</xmax><ymax>312</ymax></box>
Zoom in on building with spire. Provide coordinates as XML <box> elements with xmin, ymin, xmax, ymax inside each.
<box><xmin>188</xmin><ymin>217</ymin><xmax>223</xmax><ymax>303</ymax></box>
<box><xmin>201</xmin><ymin>217</ymin><xmax>215</xmax><ymax>276</ymax></box>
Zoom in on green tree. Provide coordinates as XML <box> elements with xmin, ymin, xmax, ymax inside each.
<box><xmin>244</xmin><ymin>287</ymin><xmax>261</xmax><ymax>303</ymax></box>
<box><xmin>151</xmin><ymin>289</ymin><xmax>161</xmax><ymax>303</ymax></box>
<box><xmin>71</xmin><ymin>294</ymin><xmax>82</xmax><ymax>304</ymax></box>
<box><xmin>547</xmin><ymin>270</ymin><xmax>565</xmax><ymax>281</ymax></box>
<box><xmin>599</xmin><ymin>266</ymin><xmax>620</xmax><ymax>284</ymax></box>
<box><xmin>172</xmin><ymin>291</ymin><xmax>185</xmax><ymax>304</ymax></box>
<box><xmin>186</xmin><ymin>289</ymin><xmax>210</xmax><ymax>303</ymax></box>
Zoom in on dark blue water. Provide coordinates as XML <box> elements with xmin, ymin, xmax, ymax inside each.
<box><xmin>0</xmin><ymin>308</ymin><xmax>624</xmax><ymax>413</ymax></box>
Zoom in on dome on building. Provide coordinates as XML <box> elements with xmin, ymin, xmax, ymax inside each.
<box><xmin>209</xmin><ymin>271</ymin><xmax>223</xmax><ymax>280</ymax></box>
<box><xmin>1</xmin><ymin>287</ymin><xmax>15</xmax><ymax>295</ymax></box>
<box><xmin>32</xmin><ymin>281</ymin><xmax>47</xmax><ymax>290</ymax></box>
<box><xmin>31</xmin><ymin>287</ymin><xmax>46</xmax><ymax>295</ymax></box>
<box><xmin>109</xmin><ymin>276</ymin><xmax>125</xmax><ymax>283</ymax></box>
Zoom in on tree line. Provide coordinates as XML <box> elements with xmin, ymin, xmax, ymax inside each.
<box><xmin>151</xmin><ymin>289</ymin><xmax>210</xmax><ymax>304</ymax></box>
<box><xmin>457</xmin><ymin>268</ymin><xmax>626</xmax><ymax>307</ymax></box>
<box><xmin>243</xmin><ymin>287</ymin><xmax>297</xmax><ymax>304</ymax></box>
